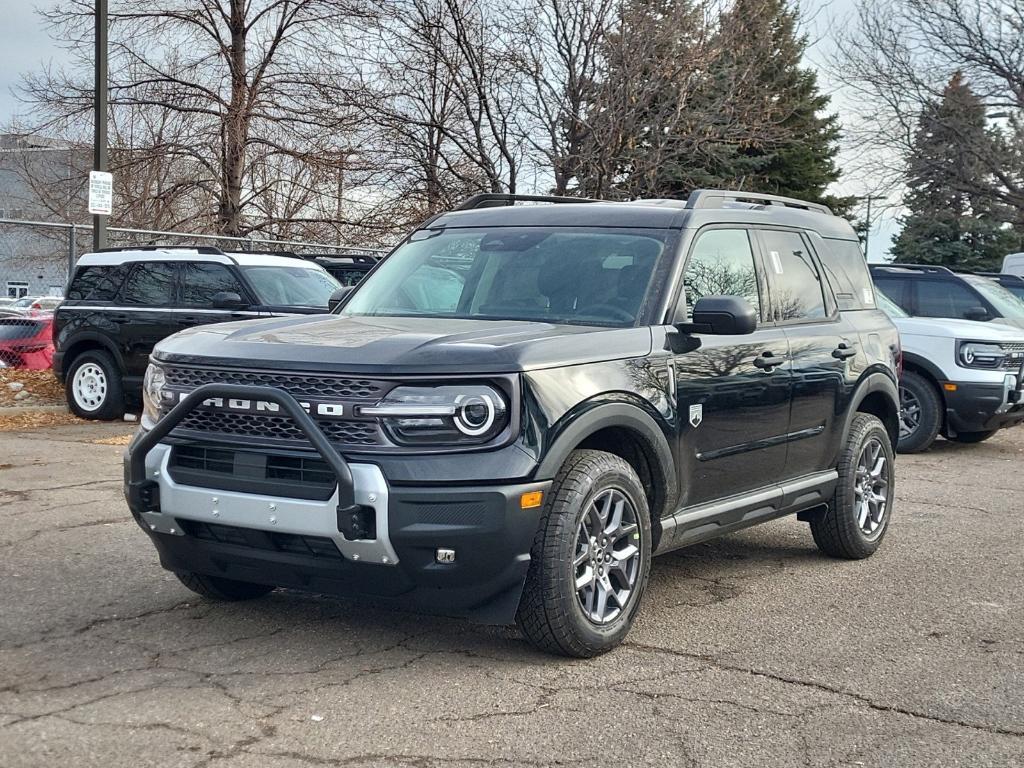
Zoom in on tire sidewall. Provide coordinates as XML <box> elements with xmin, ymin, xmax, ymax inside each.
<box><xmin>898</xmin><ymin>371</ymin><xmax>942</xmax><ymax>453</ymax></box>
<box><xmin>66</xmin><ymin>351</ymin><xmax>124</xmax><ymax>420</ymax></box>
<box><xmin>549</xmin><ymin>459</ymin><xmax>652</xmax><ymax>652</ymax></box>
<box><xmin>835</xmin><ymin>416</ymin><xmax>895</xmax><ymax>555</ymax></box>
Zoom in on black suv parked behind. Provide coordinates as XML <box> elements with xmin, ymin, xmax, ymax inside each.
<box><xmin>54</xmin><ymin>247</ymin><xmax>343</xmax><ymax>419</ymax></box>
<box><xmin>125</xmin><ymin>191</ymin><xmax>901</xmax><ymax>657</ymax></box>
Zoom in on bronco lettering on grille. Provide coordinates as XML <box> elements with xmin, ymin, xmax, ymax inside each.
<box><xmin>171</xmin><ymin>392</ymin><xmax>346</xmax><ymax>419</ymax></box>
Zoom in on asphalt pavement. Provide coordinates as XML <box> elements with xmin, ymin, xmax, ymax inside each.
<box><xmin>1</xmin><ymin>420</ymin><xmax>1022</xmax><ymax>767</ymax></box>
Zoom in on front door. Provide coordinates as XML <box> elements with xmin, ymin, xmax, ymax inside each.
<box><xmin>672</xmin><ymin>227</ymin><xmax>792</xmax><ymax>508</ymax></box>
<box><xmin>116</xmin><ymin>261</ymin><xmax>180</xmax><ymax>378</ymax></box>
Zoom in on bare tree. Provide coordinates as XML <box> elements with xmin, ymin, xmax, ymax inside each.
<box><xmin>18</xmin><ymin>0</ymin><xmax>371</xmax><ymax>239</ymax></box>
<box><xmin>832</xmin><ymin>0</ymin><xmax>1024</xmax><ymax>216</ymax></box>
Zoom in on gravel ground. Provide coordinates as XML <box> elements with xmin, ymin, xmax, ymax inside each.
<box><xmin>0</xmin><ymin>422</ymin><xmax>1021</xmax><ymax>767</ymax></box>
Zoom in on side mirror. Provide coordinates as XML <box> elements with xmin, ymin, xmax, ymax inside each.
<box><xmin>328</xmin><ymin>286</ymin><xmax>353</xmax><ymax>312</ymax></box>
<box><xmin>212</xmin><ymin>291</ymin><xmax>246</xmax><ymax>310</ymax></box>
<box><xmin>964</xmin><ymin>306</ymin><xmax>990</xmax><ymax>322</ymax></box>
<box><xmin>675</xmin><ymin>296</ymin><xmax>758</xmax><ymax>336</ymax></box>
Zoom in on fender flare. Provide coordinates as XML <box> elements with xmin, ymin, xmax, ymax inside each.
<box><xmin>901</xmin><ymin>351</ymin><xmax>948</xmax><ymax>385</ymax></box>
<box><xmin>61</xmin><ymin>332</ymin><xmax>127</xmax><ymax>376</ymax></box>
<box><xmin>534</xmin><ymin>401</ymin><xmax>678</xmax><ymax>518</ymax></box>
<box><xmin>843</xmin><ymin>369</ymin><xmax>900</xmax><ymax>447</ymax></box>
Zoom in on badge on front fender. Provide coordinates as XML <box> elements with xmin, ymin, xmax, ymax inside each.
<box><xmin>689</xmin><ymin>404</ymin><xmax>703</xmax><ymax>428</ymax></box>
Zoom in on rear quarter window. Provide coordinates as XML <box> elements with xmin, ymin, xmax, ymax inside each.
<box><xmin>67</xmin><ymin>264</ymin><xmax>129</xmax><ymax>301</ymax></box>
<box><xmin>814</xmin><ymin>237</ymin><xmax>875</xmax><ymax>311</ymax></box>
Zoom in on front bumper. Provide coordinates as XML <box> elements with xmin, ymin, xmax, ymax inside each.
<box><xmin>944</xmin><ymin>373</ymin><xmax>1024</xmax><ymax>434</ymax></box>
<box><xmin>123</xmin><ymin>383</ymin><xmax>548</xmax><ymax>624</ymax></box>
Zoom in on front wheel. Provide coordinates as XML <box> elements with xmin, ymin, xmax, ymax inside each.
<box><xmin>947</xmin><ymin>430</ymin><xmax>997</xmax><ymax>444</ymax></box>
<box><xmin>516</xmin><ymin>450</ymin><xmax>652</xmax><ymax>657</ymax></box>
<box><xmin>811</xmin><ymin>413</ymin><xmax>895</xmax><ymax>560</ymax></box>
<box><xmin>897</xmin><ymin>371</ymin><xmax>942</xmax><ymax>453</ymax></box>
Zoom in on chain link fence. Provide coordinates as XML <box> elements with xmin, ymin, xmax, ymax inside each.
<box><xmin>0</xmin><ymin>217</ymin><xmax>390</xmax><ymax>298</ymax></box>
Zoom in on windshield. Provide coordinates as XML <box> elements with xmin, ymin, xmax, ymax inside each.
<box><xmin>239</xmin><ymin>266</ymin><xmax>341</xmax><ymax>307</ymax></box>
<box><xmin>341</xmin><ymin>227</ymin><xmax>668</xmax><ymax>327</ymax></box>
<box><xmin>996</xmin><ymin>280</ymin><xmax>1024</xmax><ymax>301</ymax></box>
<box><xmin>874</xmin><ymin>288</ymin><xmax>909</xmax><ymax>318</ymax></box>
<box><xmin>962</xmin><ymin>274</ymin><xmax>1024</xmax><ymax>318</ymax></box>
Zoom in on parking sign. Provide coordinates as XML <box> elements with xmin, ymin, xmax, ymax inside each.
<box><xmin>88</xmin><ymin>171</ymin><xmax>113</xmax><ymax>215</ymax></box>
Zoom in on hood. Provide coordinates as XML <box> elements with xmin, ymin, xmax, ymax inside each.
<box><xmin>892</xmin><ymin>316</ymin><xmax>1024</xmax><ymax>342</ymax></box>
<box><xmin>152</xmin><ymin>314</ymin><xmax>653</xmax><ymax>374</ymax></box>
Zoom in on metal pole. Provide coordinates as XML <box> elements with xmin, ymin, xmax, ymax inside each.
<box><xmin>92</xmin><ymin>0</ymin><xmax>108</xmax><ymax>251</ymax></box>
<box><xmin>68</xmin><ymin>223</ymin><xmax>77</xmax><ymax>282</ymax></box>
<box><xmin>864</xmin><ymin>197</ymin><xmax>874</xmax><ymax>262</ymax></box>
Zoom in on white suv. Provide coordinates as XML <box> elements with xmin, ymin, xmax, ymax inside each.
<box><xmin>876</xmin><ymin>291</ymin><xmax>1024</xmax><ymax>452</ymax></box>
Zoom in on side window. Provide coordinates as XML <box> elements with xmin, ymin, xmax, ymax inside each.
<box><xmin>121</xmin><ymin>262</ymin><xmax>176</xmax><ymax>306</ymax></box>
<box><xmin>683</xmin><ymin>229</ymin><xmax>762</xmax><ymax>318</ymax></box>
<box><xmin>180</xmin><ymin>263</ymin><xmax>246</xmax><ymax>307</ymax></box>
<box><xmin>67</xmin><ymin>265</ymin><xmax>128</xmax><ymax>301</ymax></box>
<box><xmin>815</xmin><ymin>238</ymin><xmax>875</xmax><ymax>310</ymax></box>
<box><xmin>760</xmin><ymin>230</ymin><xmax>827</xmax><ymax>321</ymax></box>
<box><xmin>872</xmin><ymin>276</ymin><xmax>908</xmax><ymax>310</ymax></box>
<box><xmin>915</xmin><ymin>280</ymin><xmax>983</xmax><ymax>319</ymax></box>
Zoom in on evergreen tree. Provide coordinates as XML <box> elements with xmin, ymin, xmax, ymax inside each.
<box><xmin>891</xmin><ymin>73</ymin><xmax>1020</xmax><ymax>270</ymax></box>
<box><xmin>672</xmin><ymin>0</ymin><xmax>845</xmax><ymax>212</ymax></box>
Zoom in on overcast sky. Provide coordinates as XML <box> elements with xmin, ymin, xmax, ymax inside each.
<box><xmin>0</xmin><ymin>0</ymin><xmax>898</xmax><ymax>255</ymax></box>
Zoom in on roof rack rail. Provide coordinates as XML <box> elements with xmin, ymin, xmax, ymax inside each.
<box><xmin>452</xmin><ymin>193</ymin><xmax>599</xmax><ymax>210</ymax></box>
<box><xmin>686</xmin><ymin>189</ymin><xmax>833</xmax><ymax>216</ymax></box>
<box><xmin>94</xmin><ymin>245</ymin><xmax>227</xmax><ymax>255</ymax></box>
<box><xmin>870</xmin><ymin>263</ymin><xmax>955</xmax><ymax>275</ymax></box>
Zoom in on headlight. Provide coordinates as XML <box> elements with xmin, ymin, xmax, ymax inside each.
<box><xmin>362</xmin><ymin>384</ymin><xmax>509</xmax><ymax>446</ymax></box>
<box><xmin>958</xmin><ymin>341</ymin><xmax>1010</xmax><ymax>369</ymax></box>
<box><xmin>141</xmin><ymin>363</ymin><xmax>167</xmax><ymax>429</ymax></box>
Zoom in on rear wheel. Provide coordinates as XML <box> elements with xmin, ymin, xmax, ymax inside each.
<box><xmin>811</xmin><ymin>413</ymin><xmax>895</xmax><ymax>560</ymax></box>
<box><xmin>947</xmin><ymin>429</ymin><xmax>998</xmax><ymax>444</ymax></box>
<box><xmin>175</xmin><ymin>571</ymin><xmax>275</xmax><ymax>601</ymax></box>
<box><xmin>897</xmin><ymin>371</ymin><xmax>942</xmax><ymax>453</ymax></box>
<box><xmin>65</xmin><ymin>350</ymin><xmax>125</xmax><ymax>420</ymax></box>
<box><xmin>516</xmin><ymin>450</ymin><xmax>652</xmax><ymax>658</ymax></box>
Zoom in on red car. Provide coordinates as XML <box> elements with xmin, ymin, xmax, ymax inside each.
<box><xmin>0</xmin><ymin>313</ymin><xmax>55</xmax><ymax>369</ymax></box>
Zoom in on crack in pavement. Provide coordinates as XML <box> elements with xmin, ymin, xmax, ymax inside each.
<box><xmin>623</xmin><ymin>642</ymin><xmax>1024</xmax><ymax>738</ymax></box>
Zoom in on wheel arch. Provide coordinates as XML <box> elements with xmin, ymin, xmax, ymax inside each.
<box><xmin>846</xmin><ymin>370</ymin><xmax>901</xmax><ymax>450</ymax></box>
<box><xmin>534</xmin><ymin>402</ymin><xmax>678</xmax><ymax>549</ymax></box>
<box><xmin>61</xmin><ymin>333</ymin><xmax>127</xmax><ymax>378</ymax></box>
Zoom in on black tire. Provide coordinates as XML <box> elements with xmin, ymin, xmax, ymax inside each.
<box><xmin>65</xmin><ymin>349</ymin><xmax>125</xmax><ymax>420</ymax></box>
<box><xmin>811</xmin><ymin>413</ymin><xmax>895</xmax><ymax>560</ymax></box>
<box><xmin>175</xmin><ymin>571</ymin><xmax>275</xmax><ymax>601</ymax></box>
<box><xmin>947</xmin><ymin>430</ymin><xmax>998</xmax><ymax>444</ymax></box>
<box><xmin>516</xmin><ymin>449</ymin><xmax>652</xmax><ymax>658</ymax></box>
<box><xmin>897</xmin><ymin>371</ymin><xmax>942</xmax><ymax>453</ymax></box>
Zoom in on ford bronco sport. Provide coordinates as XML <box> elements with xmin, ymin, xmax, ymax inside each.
<box><xmin>125</xmin><ymin>191</ymin><xmax>901</xmax><ymax>657</ymax></box>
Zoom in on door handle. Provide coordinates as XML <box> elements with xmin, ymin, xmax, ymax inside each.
<box><xmin>753</xmin><ymin>351</ymin><xmax>786</xmax><ymax>371</ymax></box>
<box><xmin>832</xmin><ymin>342</ymin><xmax>858</xmax><ymax>360</ymax></box>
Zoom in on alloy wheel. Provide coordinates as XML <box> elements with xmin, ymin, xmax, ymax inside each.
<box><xmin>899</xmin><ymin>385</ymin><xmax>921</xmax><ymax>439</ymax></box>
<box><xmin>854</xmin><ymin>437</ymin><xmax>889</xmax><ymax>538</ymax></box>
<box><xmin>573</xmin><ymin>488</ymin><xmax>642</xmax><ymax>625</ymax></box>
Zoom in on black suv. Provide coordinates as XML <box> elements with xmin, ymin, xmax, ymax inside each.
<box><xmin>871</xmin><ymin>264</ymin><xmax>1024</xmax><ymax>329</ymax></box>
<box><xmin>54</xmin><ymin>246</ymin><xmax>343</xmax><ymax>419</ymax></box>
<box><xmin>311</xmin><ymin>253</ymin><xmax>383</xmax><ymax>286</ymax></box>
<box><xmin>125</xmin><ymin>191</ymin><xmax>901</xmax><ymax>657</ymax></box>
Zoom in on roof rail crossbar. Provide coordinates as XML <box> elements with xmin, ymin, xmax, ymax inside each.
<box><xmin>870</xmin><ymin>263</ymin><xmax>955</xmax><ymax>275</ymax></box>
<box><xmin>94</xmin><ymin>245</ymin><xmax>227</xmax><ymax>255</ymax></box>
<box><xmin>453</xmin><ymin>193</ymin><xmax>600</xmax><ymax>211</ymax></box>
<box><xmin>686</xmin><ymin>189</ymin><xmax>833</xmax><ymax>216</ymax></box>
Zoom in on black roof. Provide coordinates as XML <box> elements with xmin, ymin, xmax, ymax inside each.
<box><xmin>426</xmin><ymin>190</ymin><xmax>858</xmax><ymax>240</ymax></box>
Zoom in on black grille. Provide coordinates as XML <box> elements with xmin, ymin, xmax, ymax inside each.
<box><xmin>172</xmin><ymin>410</ymin><xmax>382</xmax><ymax>446</ymax></box>
<box><xmin>163</xmin><ymin>366</ymin><xmax>387</xmax><ymax>399</ymax></box>
<box><xmin>1000</xmin><ymin>344</ymin><xmax>1024</xmax><ymax>371</ymax></box>
<box><xmin>178</xmin><ymin>520</ymin><xmax>343</xmax><ymax>559</ymax></box>
<box><xmin>168</xmin><ymin>444</ymin><xmax>339</xmax><ymax>500</ymax></box>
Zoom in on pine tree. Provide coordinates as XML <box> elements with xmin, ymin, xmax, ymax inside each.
<box><xmin>891</xmin><ymin>73</ymin><xmax>1020</xmax><ymax>270</ymax></box>
<box><xmin>671</xmin><ymin>0</ymin><xmax>845</xmax><ymax>212</ymax></box>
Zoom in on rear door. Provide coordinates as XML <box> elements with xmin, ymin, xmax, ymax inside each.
<box><xmin>672</xmin><ymin>227</ymin><xmax>792</xmax><ymax>507</ymax></box>
<box><xmin>117</xmin><ymin>260</ymin><xmax>179</xmax><ymax>378</ymax></box>
<box><xmin>757</xmin><ymin>228</ymin><xmax>851</xmax><ymax>480</ymax></box>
